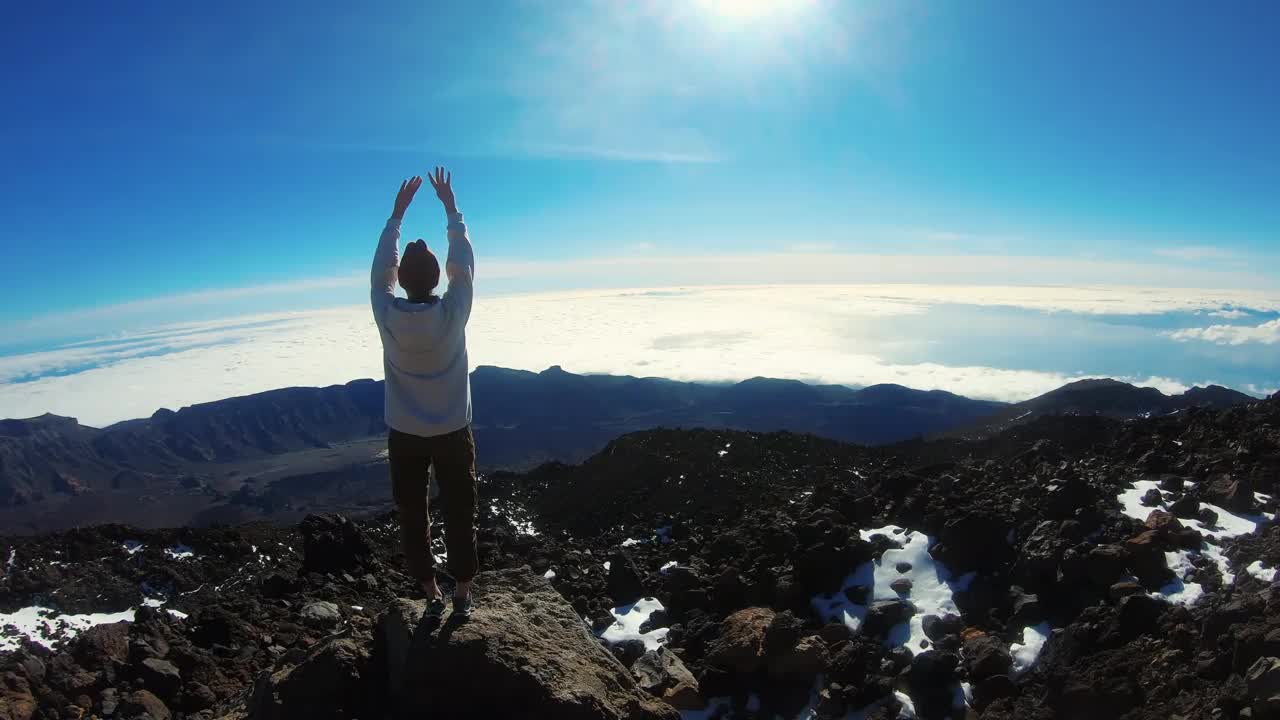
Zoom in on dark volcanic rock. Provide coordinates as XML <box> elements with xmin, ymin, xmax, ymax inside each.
<box><xmin>607</xmin><ymin>551</ymin><xmax>646</xmax><ymax>606</ymax></box>
<box><xmin>1085</xmin><ymin>544</ymin><xmax>1127</xmax><ymax>588</ymax></box>
<box><xmin>120</xmin><ymin>690</ymin><xmax>172</xmax><ymax>720</ymax></box>
<box><xmin>864</xmin><ymin>600</ymin><xmax>915</xmax><ymax>638</ymax></box>
<box><xmin>963</xmin><ymin>634</ymin><xmax>1013</xmax><ymax>683</ymax></box>
<box><xmin>706</xmin><ymin>607</ymin><xmax>775</xmax><ymax>674</ymax></box>
<box><xmin>139</xmin><ymin>657</ymin><xmax>182</xmax><ymax>700</ymax></box>
<box><xmin>632</xmin><ymin>647</ymin><xmax>703</xmax><ymax>711</ymax></box>
<box><xmin>931</xmin><ymin>512</ymin><xmax>1013</xmax><ymax>574</ymax></box>
<box><xmin>378</xmin><ymin>569</ymin><xmax>678</xmax><ymax>719</ymax></box>
<box><xmin>3</xmin><ymin>388</ymin><xmax>1279</xmax><ymax>720</ymax></box>
<box><xmin>1207</xmin><ymin>475</ymin><xmax>1255</xmax><ymax>513</ymax></box>
<box><xmin>1123</xmin><ymin>530</ymin><xmax>1172</xmax><ymax>587</ymax></box>
<box><xmin>250</xmin><ymin>637</ymin><xmax>371</xmax><ymax>720</ymax></box>
<box><xmin>299</xmin><ymin>513</ymin><xmax>376</xmax><ymax>575</ymax></box>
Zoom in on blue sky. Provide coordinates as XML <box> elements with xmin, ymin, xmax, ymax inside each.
<box><xmin>0</xmin><ymin>2</ymin><xmax>1278</xmax><ymax>418</ymax></box>
<box><xmin>3</xmin><ymin>2</ymin><xmax>1277</xmax><ymax>326</ymax></box>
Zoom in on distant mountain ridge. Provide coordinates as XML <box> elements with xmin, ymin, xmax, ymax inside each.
<box><xmin>1</xmin><ymin>366</ymin><xmax>1003</xmax><ymax>510</ymax></box>
<box><xmin>0</xmin><ymin>368</ymin><xmax>1257</xmax><ymax>519</ymax></box>
<box><xmin>944</xmin><ymin>377</ymin><xmax>1257</xmax><ymax>439</ymax></box>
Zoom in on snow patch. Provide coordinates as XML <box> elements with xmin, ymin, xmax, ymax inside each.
<box><xmin>122</xmin><ymin>540</ymin><xmax>145</xmax><ymax>555</ymax></box>
<box><xmin>1247</xmin><ymin>560</ymin><xmax>1277</xmax><ymax>583</ymax></box>
<box><xmin>1118</xmin><ymin>479</ymin><xmax>1275</xmax><ymax>601</ymax></box>
<box><xmin>811</xmin><ymin>525</ymin><xmax>974</xmax><ymax>655</ymax></box>
<box><xmin>1159</xmin><ymin>550</ymin><xmax>1206</xmax><ymax>605</ymax></box>
<box><xmin>544</xmin><ymin>569</ymin><xmax>557</xmax><ymax>580</ymax></box>
<box><xmin>1010</xmin><ymin>622</ymin><xmax>1052</xmax><ymax>675</ymax></box>
<box><xmin>660</xmin><ymin>561</ymin><xmax>678</xmax><ymax>573</ymax></box>
<box><xmin>4</xmin><ymin>549</ymin><xmax>14</xmax><ymax>571</ymax></box>
<box><xmin>893</xmin><ymin>691</ymin><xmax>918</xmax><ymax>718</ymax></box>
<box><xmin>599</xmin><ymin>597</ymin><xmax>669</xmax><ymax>651</ymax></box>
<box><xmin>164</xmin><ymin>544</ymin><xmax>195</xmax><ymax>560</ymax></box>
<box><xmin>510</xmin><ymin>518</ymin><xmax>538</xmax><ymax>536</ymax></box>
<box><xmin>1</xmin><ymin>606</ymin><xmax>137</xmax><ymax>651</ymax></box>
<box><xmin>621</xmin><ymin>538</ymin><xmax>643</xmax><ymax>547</ymax></box>
<box><xmin>1118</xmin><ymin>479</ymin><xmax>1272</xmax><ymax>538</ymax></box>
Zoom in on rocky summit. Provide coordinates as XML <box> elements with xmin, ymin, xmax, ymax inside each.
<box><xmin>2</xmin><ymin>394</ymin><xmax>1280</xmax><ymax>719</ymax></box>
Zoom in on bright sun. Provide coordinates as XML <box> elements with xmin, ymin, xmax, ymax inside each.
<box><xmin>696</xmin><ymin>0</ymin><xmax>814</xmax><ymax>23</ymax></box>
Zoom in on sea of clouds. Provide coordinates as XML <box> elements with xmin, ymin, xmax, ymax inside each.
<box><xmin>1</xmin><ymin>284</ymin><xmax>1278</xmax><ymax>427</ymax></box>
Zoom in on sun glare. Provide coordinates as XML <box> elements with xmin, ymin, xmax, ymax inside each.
<box><xmin>696</xmin><ymin>0</ymin><xmax>815</xmax><ymax>23</ymax></box>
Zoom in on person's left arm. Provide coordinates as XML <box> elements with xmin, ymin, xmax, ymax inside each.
<box><xmin>371</xmin><ymin>176</ymin><xmax>422</xmax><ymax>315</ymax></box>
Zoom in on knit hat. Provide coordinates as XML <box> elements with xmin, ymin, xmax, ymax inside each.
<box><xmin>399</xmin><ymin>239</ymin><xmax>440</xmax><ymax>300</ymax></box>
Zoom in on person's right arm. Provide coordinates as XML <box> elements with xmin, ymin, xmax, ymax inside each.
<box><xmin>429</xmin><ymin>167</ymin><xmax>474</xmax><ymax>323</ymax></box>
<box><xmin>371</xmin><ymin>176</ymin><xmax>422</xmax><ymax>319</ymax></box>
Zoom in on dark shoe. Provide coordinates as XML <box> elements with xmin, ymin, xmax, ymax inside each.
<box><xmin>425</xmin><ymin>596</ymin><xmax>447</xmax><ymax>619</ymax></box>
<box><xmin>452</xmin><ymin>594</ymin><xmax>473</xmax><ymax>619</ymax></box>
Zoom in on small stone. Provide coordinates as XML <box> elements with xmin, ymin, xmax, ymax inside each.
<box><xmin>963</xmin><ymin>635</ymin><xmax>1013</xmax><ymax>683</ymax></box>
<box><xmin>920</xmin><ymin>613</ymin><xmax>962</xmax><ymax>642</ymax></box>
<box><xmin>1109</xmin><ymin>581</ymin><xmax>1144</xmax><ymax>601</ymax></box>
<box><xmin>843</xmin><ymin>585</ymin><xmax>870</xmax><ymax>604</ymax></box>
<box><xmin>139</xmin><ymin>658</ymin><xmax>182</xmax><ymax>700</ymax></box>
<box><xmin>1198</xmin><ymin>507</ymin><xmax>1220</xmax><ymax>527</ymax></box>
<box><xmin>865</xmin><ymin>600</ymin><xmax>915</xmax><ymax>637</ymax></box>
<box><xmin>1145</xmin><ymin>509</ymin><xmax>1182</xmax><ymax>531</ymax></box>
<box><xmin>1141</xmin><ymin>488</ymin><xmax>1164</xmax><ymax>507</ymax></box>
<box><xmin>119</xmin><ymin>690</ymin><xmax>171</xmax><ymax>720</ymax></box>
<box><xmin>299</xmin><ymin>600</ymin><xmax>342</xmax><ymax>628</ymax></box>
<box><xmin>896</xmin><ymin>562</ymin><xmax>913</xmax><ymax>573</ymax></box>
<box><xmin>611</xmin><ymin>639</ymin><xmax>647</xmax><ymax>668</ymax></box>
<box><xmin>1169</xmin><ymin>494</ymin><xmax>1199</xmax><ymax>519</ymax></box>
<box><xmin>891</xmin><ymin>578</ymin><xmax>913</xmax><ymax>595</ymax></box>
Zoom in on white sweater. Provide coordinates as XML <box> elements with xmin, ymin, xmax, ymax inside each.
<box><xmin>370</xmin><ymin>210</ymin><xmax>475</xmax><ymax>438</ymax></box>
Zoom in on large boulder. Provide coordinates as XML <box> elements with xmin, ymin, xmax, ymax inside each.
<box><xmin>705</xmin><ymin>607</ymin><xmax>776</xmax><ymax>674</ymax></box>
<box><xmin>632</xmin><ymin>648</ymin><xmax>703</xmax><ymax>711</ymax></box>
<box><xmin>607</xmin><ymin>551</ymin><xmax>646</xmax><ymax>607</ymax></box>
<box><xmin>119</xmin><ymin>690</ymin><xmax>172</xmax><ymax>720</ymax></box>
<box><xmin>378</xmin><ymin>569</ymin><xmax>678</xmax><ymax>719</ymax></box>
<box><xmin>963</xmin><ymin>634</ymin><xmax>1012</xmax><ymax>683</ymax></box>
<box><xmin>300</xmin><ymin>601</ymin><xmax>343</xmax><ymax>630</ymax></box>
<box><xmin>1207</xmin><ymin>475</ymin><xmax>1255</xmax><ymax>513</ymax></box>
<box><xmin>768</xmin><ymin>635</ymin><xmax>831</xmax><ymax>677</ymax></box>
<box><xmin>73</xmin><ymin>622</ymin><xmax>131</xmax><ymax>668</ymax></box>
<box><xmin>864</xmin><ymin>600</ymin><xmax>915</xmax><ymax>638</ymax></box>
<box><xmin>0</xmin><ymin>673</ymin><xmax>37</xmax><ymax>720</ymax></box>
<box><xmin>1123</xmin><ymin>530</ymin><xmax>1171</xmax><ymax>588</ymax></box>
<box><xmin>139</xmin><ymin>658</ymin><xmax>182</xmax><ymax>702</ymax></box>
<box><xmin>1249</xmin><ymin>657</ymin><xmax>1280</xmax><ymax>719</ymax></box>
<box><xmin>930</xmin><ymin>512</ymin><xmax>1013</xmax><ymax>574</ymax></box>
<box><xmin>299</xmin><ymin>513</ymin><xmax>377</xmax><ymax>575</ymax></box>
<box><xmin>238</xmin><ymin>636</ymin><xmax>372</xmax><ymax>720</ymax></box>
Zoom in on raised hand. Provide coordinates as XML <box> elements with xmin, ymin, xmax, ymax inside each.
<box><xmin>427</xmin><ymin>166</ymin><xmax>457</xmax><ymax>214</ymax></box>
<box><xmin>392</xmin><ymin>176</ymin><xmax>423</xmax><ymax>219</ymax></box>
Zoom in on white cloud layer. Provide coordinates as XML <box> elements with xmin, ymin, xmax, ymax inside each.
<box><xmin>1168</xmin><ymin>319</ymin><xmax>1280</xmax><ymax>346</ymax></box>
<box><xmin>3</xmin><ymin>284</ymin><xmax>1269</xmax><ymax>427</ymax></box>
<box><xmin>6</xmin><ymin>252</ymin><xmax>1279</xmax><ymax>349</ymax></box>
<box><xmin>1153</xmin><ymin>246</ymin><xmax>1240</xmax><ymax>262</ymax></box>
